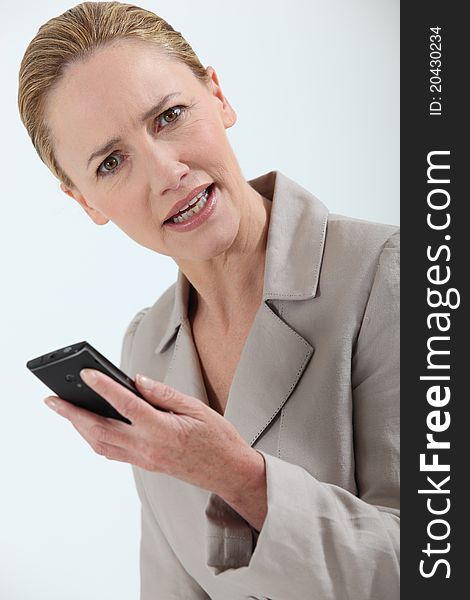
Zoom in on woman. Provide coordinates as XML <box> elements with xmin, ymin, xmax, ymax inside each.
<box><xmin>18</xmin><ymin>2</ymin><xmax>399</xmax><ymax>599</ymax></box>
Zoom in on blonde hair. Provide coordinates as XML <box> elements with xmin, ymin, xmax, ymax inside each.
<box><xmin>18</xmin><ymin>1</ymin><xmax>209</xmax><ymax>189</ymax></box>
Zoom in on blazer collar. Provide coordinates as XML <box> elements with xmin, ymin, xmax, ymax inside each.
<box><xmin>155</xmin><ymin>170</ymin><xmax>328</xmax><ymax>354</ymax></box>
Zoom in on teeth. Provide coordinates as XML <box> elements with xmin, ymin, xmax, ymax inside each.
<box><xmin>171</xmin><ymin>188</ymin><xmax>210</xmax><ymax>223</ymax></box>
<box><xmin>177</xmin><ymin>189</ymin><xmax>207</xmax><ymax>214</ymax></box>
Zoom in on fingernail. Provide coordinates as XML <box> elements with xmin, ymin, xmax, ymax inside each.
<box><xmin>80</xmin><ymin>368</ymin><xmax>97</xmax><ymax>383</ymax></box>
<box><xmin>44</xmin><ymin>397</ymin><xmax>59</xmax><ymax>411</ymax></box>
<box><xmin>136</xmin><ymin>373</ymin><xmax>154</xmax><ymax>390</ymax></box>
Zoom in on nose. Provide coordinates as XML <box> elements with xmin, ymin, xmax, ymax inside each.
<box><xmin>143</xmin><ymin>141</ymin><xmax>190</xmax><ymax>198</ymax></box>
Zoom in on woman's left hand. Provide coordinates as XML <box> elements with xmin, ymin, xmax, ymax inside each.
<box><xmin>43</xmin><ymin>369</ymin><xmax>266</xmax><ymax>513</ymax></box>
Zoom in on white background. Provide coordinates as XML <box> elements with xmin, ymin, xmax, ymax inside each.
<box><xmin>0</xmin><ymin>1</ymin><xmax>399</xmax><ymax>598</ymax></box>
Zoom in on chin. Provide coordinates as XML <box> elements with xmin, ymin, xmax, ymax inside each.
<box><xmin>197</xmin><ymin>232</ymin><xmax>239</xmax><ymax>262</ymax></box>
<box><xmin>180</xmin><ymin>218</ymin><xmax>240</xmax><ymax>262</ymax></box>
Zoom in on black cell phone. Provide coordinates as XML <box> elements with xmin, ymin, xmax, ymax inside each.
<box><xmin>26</xmin><ymin>341</ymin><xmax>147</xmax><ymax>424</ymax></box>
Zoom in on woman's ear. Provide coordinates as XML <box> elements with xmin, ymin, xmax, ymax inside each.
<box><xmin>60</xmin><ymin>183</ymin><xmax>109</xmax><ymax>225</ymax></box>
<box><xmin>205</xmin><ymin>66</ymin><xmax>237</xmax><ymax>129</ymax></box>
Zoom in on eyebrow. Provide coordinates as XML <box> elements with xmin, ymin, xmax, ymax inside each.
<box><xmin>86</xmin><ymin>92</ymin><xmax>182</xmax><ymax>170</ymax></box>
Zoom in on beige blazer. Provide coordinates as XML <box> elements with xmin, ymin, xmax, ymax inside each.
<box><xmin>120</xmin><ymin>171</ymin><xmax>400</xmax><ymax>600</ymax></box>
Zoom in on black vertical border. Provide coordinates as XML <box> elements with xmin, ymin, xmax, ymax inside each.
<box><xmin>401</xmin><ymin>2</ymin><xmax>467</xmax><ymax>597</ymax></box>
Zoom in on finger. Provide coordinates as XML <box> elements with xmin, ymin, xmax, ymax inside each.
<box><xmin>79</xmin><ymin>369</ymin><xmax>157</xmax><ymax>425</ymax></box>
<box><xmin>98</xmin><ymin>443</ymin><xmax>146</xmax><ymax>465</ymax></box>
<box><xmin>134</xmin><ymin>374</ymin><xmax>205</xmax><ymax>416</ymax></box>
<box><xmin>45</xmin><ymin>396</ymin><xmax>132</xmax><ymax>449</ymax></box>
<box><xmin>44</xmin><ymin>395</ymin><xmax>111</xmax><ymax>426</ymax></box>
<box><xmin>68</xmin><ymin>421</ymin><xmax>136</xmax><ymax>464</ymax></box>
<box><xmin>93</xmin><ymin>442</ymin><xmax>131</xmax><ymax>463</ymax></box>
<box><xmin>44</xmin><ymin>395</ymin><xmax>147</xmax><ymax>469</ymax></box>
<box><xmin>90</xmin><ymin>440</ymin><xmax>157</xmax><ymax>472</ymax></box>
<box><xmin>73</xmin><ymin>418</ymin><xmax>131</xmax><ymax>450</ymax></box>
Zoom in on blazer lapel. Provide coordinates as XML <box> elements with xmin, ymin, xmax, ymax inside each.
<box><xmin>162</xmin><ymin>318</ymin><xmax>209</xmax><ymax>407</ymax></box>
<box><xmin>155</xmin><ymin>171</ymin><xmax>328</xmax><ymax>447</ymax></box>
<box><xmin>224</xmin><ymin>301</ymin><xmax>313</xmax><ymax>445</ymax></box>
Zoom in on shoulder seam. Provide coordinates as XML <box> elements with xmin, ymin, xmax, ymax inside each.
<box><xmin>126</xmin><ymin>307</ymin><xmax>150</xmax><ymax>338</ymax></box>
<box><xmin>121</xmin><ymin>307</ymin><xmax>151</xmax><ymax>374</ymax></box>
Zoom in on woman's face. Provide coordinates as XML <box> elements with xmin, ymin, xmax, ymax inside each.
<box><xmin>45</xmin><ymin>39</ymin><xmax>244</xmax><ymax>261</ymax></box>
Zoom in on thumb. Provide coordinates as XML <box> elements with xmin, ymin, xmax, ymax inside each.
<box><xmin>135</xmin><ymin>374</ymin><xmax>199</xmax><ymax>414</ymax></box>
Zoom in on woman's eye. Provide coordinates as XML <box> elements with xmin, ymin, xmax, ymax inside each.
<box><xmin>97</xmin><ymin>153</ymin><xmax>123</xmax><ymax>177</ymax></box>
<box><xmin>96</xmin><ymin>106</ymin><xmax>185</xmax><ymax>179</ymax></box>
<box><xmin>157</xmin><ymin>106</ymin><xmax>184</xmax><ymax>129</ymax></box>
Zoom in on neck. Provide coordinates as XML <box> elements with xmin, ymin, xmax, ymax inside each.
<box><xmin>175</xmin><ymin>183</ymin><xmax>272</xmax><ymax>333</ymax></box>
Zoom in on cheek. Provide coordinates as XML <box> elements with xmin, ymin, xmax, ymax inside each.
<box><xmin>186</xmin><ymin>117</ymin><xmax>229</xmax><ymax>160</ymax></box>
<box><xmin>90</xmin><ymin>183</ymin><xmax>144</xmax><ymax>228</ymax></box>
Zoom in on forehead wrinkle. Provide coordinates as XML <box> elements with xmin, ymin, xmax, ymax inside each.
<box><xmin>46</xmin><ymin>40</ymin><xmax>193</xmax><ymax>176</ymax></box>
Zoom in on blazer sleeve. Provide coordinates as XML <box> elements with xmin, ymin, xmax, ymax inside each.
<box><xmin>120</xmin><ymin>310</ymin><xmax>211</xmax><ymax>600</ymax></box>
<box><xmin>203</xmin><ymin>231</ymin><xmax>400</xmax><ymax>600</ymax></box>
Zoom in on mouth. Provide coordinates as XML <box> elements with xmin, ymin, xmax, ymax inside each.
<box><xmin>163</xmin><ymin>182</ymin><xmax>217</xmax><ymax>232</ymax></box>
<box><xmin>163</xmin><ymin>183</ymin><xmax>214</xmax><ymax>224</ymax></box>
